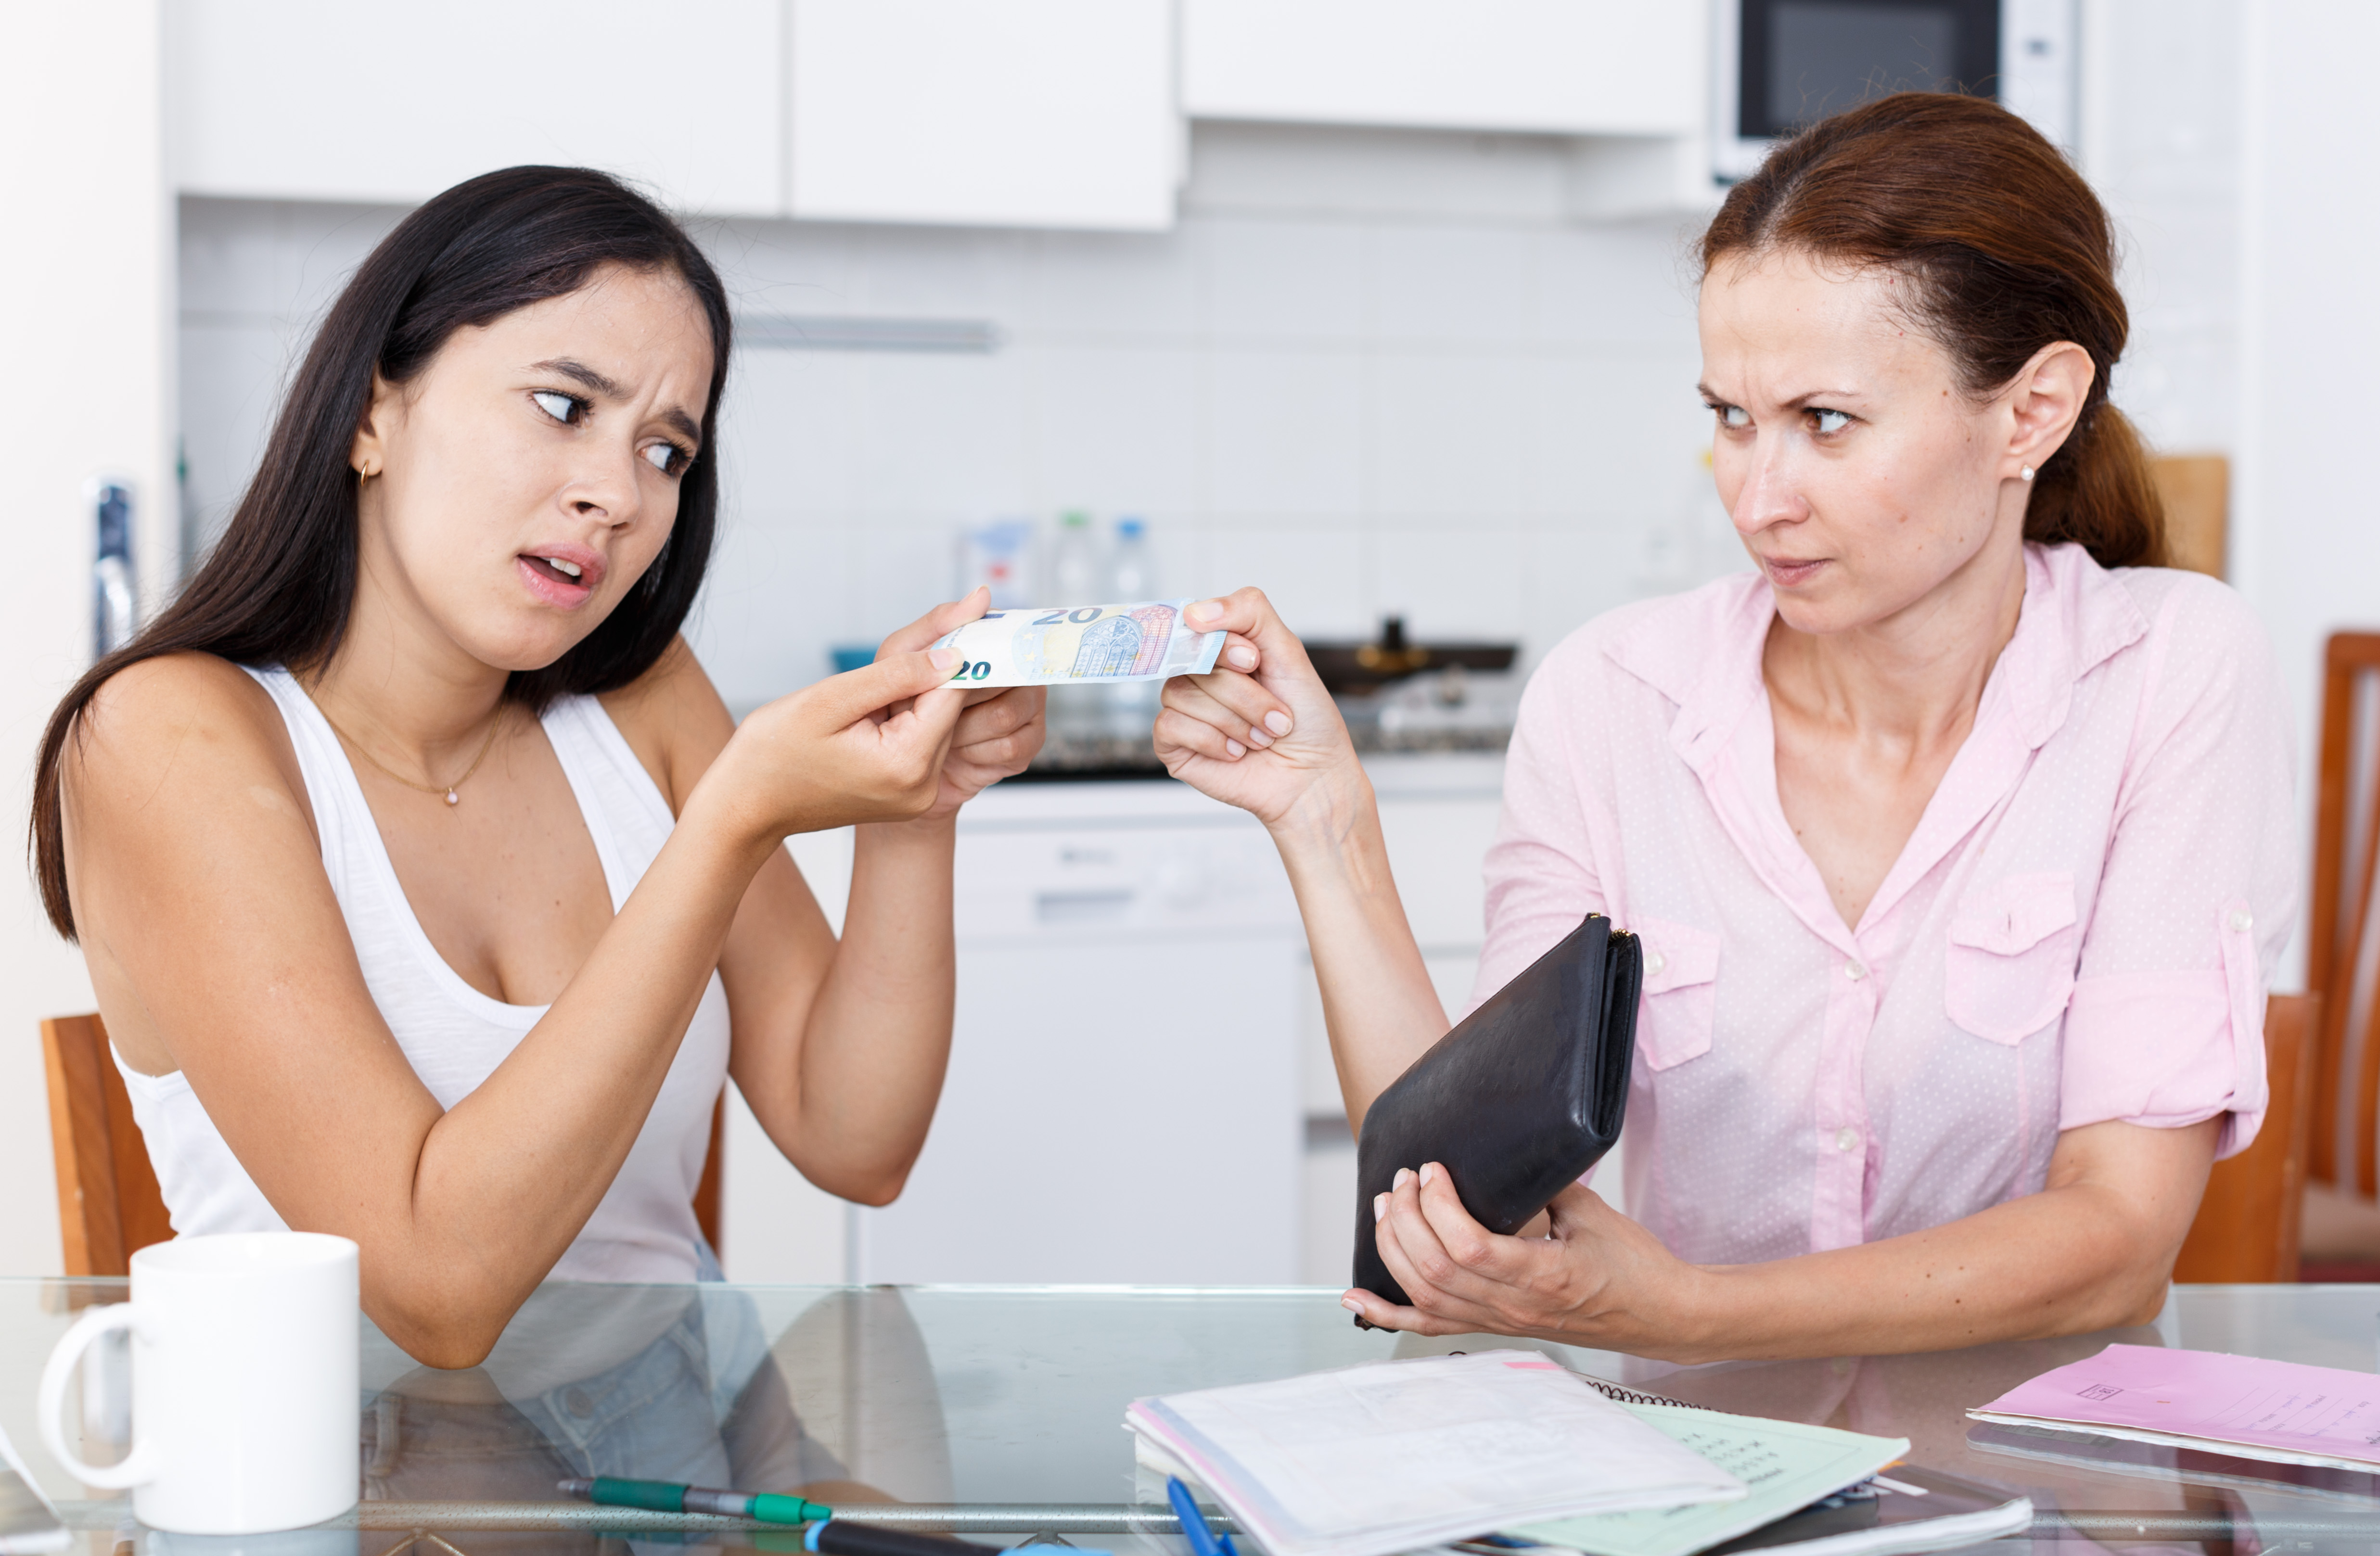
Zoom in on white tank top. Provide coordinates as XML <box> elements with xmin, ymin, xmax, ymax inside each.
<box><xmin>113</xmin><ymin>665</ymin><xmax>733</xmax><ymax>1283</ymax></box>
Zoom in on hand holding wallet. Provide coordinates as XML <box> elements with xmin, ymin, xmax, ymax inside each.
<box><xmin>1352</xmin><ymin>913</ymin><xmax>1642</xmax><ymax>1320</ymax></box>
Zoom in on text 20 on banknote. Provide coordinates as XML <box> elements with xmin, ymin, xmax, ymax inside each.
<box><xmin>933</xmin><ymin>600</ymin><xmax>1227</xmax><ymax>687</ymax></box>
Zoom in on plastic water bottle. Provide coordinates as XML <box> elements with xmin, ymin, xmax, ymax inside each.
<box><xmin>1105</xmin><ymin>517</ymin><xmax>1159</xmax><ymax>738</ymax></box>
<box><xmin>1047</xmin><ymin>511</ymin><xmax>1105</xmax><ymax>738</ymax></box>
<box><xmin>1109</xmin><ymin>515</ymin><xmax>1152</xmax><ymax>599</ymax></box>
<box><xmin>1049</xmin><ymin>510</ymin><xmax>1101</xmax><ymax>604</ymax></box>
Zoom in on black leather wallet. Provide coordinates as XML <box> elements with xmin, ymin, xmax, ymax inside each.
<box><xmin>1351</xmin><ymin>913</ymin><xmax>1642</xmax><ymax>1320</ymax></box>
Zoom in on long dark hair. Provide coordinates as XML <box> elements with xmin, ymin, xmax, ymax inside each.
<box><xmin>1700</xmin><ymin>92</ymin><xmax>2165</xmax><ymax>570</ymax></box>
<box><xmin>30</xmin><ymin>166</ymin><xmax>734</xmax><ymax>940</ymax></box>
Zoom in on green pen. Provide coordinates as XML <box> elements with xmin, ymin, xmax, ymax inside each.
<box><xmin>560</xmin><ymin>1476</ymin><xmax>833</xmax><ymax>1525</ymax></box>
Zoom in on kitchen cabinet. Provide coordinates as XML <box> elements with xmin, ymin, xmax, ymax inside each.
<box><xmin>169</xmin><ymin>0</ymin><xmax>1178</xmax><ymax>231</ymax></box>
<box><xmin>788</xmin><ymin>0</ymin><xmax>1178</xmax><ymax>231</ymax></box>
<box><xmin>168</xmin><ymin>0</ymin><xmax>785</xmax><ymax>214</ymax></box>
<box><xmin>1183</xmin><ymin>0</ymin><xmax>1704</xmax><ymax>138</ymax></box>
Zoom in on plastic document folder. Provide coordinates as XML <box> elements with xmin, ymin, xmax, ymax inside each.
<box><xmin>1506</xmin><ymin>1404</ymin><xmax>1910</xmax><ymax>1556</ymax></box>
<box><xmin>1125</xmin><ymin>1351</ymin><xmax>1745</xmax><ymax>1556</ymax></box>
<box><xmin>1970</xmin><ymin>1342</ymin><xmax>2380</xmax><ymax>1472</ymax></box>
<box><xmin>1969</xmin><ymin>1417</ymin><xmax>2380</xmax><ymax>1506</ymax></box>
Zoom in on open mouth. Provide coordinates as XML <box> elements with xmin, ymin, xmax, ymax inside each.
<box><xmin>516</xmin><ymin>548</ymin><xmax>604</xmax><ymax>606</ymax></box>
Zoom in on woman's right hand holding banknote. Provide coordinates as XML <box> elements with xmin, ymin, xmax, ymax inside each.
<box><xmin>1157</xmin><ymin>589</ymin><xmax>1449</xmax><ymax>1130</ymax></box>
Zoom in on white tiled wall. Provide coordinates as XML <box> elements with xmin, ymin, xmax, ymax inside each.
<box><xmin>178</xmin><ymin>123</ymin><xmax>1738</xmax><ymax>710</ymax></box>
<box><xmin>177</xmin><ymin>94</ymin><xmax>2249</xmax><ymax>716</ymax></box>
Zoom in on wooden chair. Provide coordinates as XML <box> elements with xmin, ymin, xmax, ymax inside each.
<box><xmin>2150</xmin><ymin>453</ymin><xmax>2229</xmax><ymax>579</ymax></box>
<box><xmin>2287</xmin><ymin>632</ymin><xmax>2380</xmax><ymax>1277</ymax></box>
<box><xmin>43</xmin><ymin>1011</ymin><xmax>728</xmax><ymax>1277</ymax></box>
<box><xmin>2174</xmin><ymin>993</ymin><xmax>2319</xmax><ymax>1281</ymax></box>
<box><xmin>2305</xmin><ymin>635</ymin><xmax>2380</xmax><ymax>1192</ymax></box>
<box><xmin>41</xmin><ymin>1014</ymin><xmax>173</xmax><ymax>1278</ymax></box>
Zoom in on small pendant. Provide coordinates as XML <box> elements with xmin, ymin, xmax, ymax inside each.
<box><xmin>445</xmin><ymin>790</ymin><xmax>459</xmax><ymax>806</ymax></box>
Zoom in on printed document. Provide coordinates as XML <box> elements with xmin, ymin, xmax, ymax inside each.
<box><xmin>1126</xmin><ymin>1351</ymin><xmax>1744</xmax><ymax>1556</ymax></box>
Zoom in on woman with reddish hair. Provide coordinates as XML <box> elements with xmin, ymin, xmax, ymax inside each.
<box><xmin>1161</xmin><ymin>92</ymin><xmax>2295</xmax><ymax>1359</ymax></box>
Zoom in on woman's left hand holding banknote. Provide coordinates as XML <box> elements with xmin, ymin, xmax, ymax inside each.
<box><xmin>1152</xmin><ymin>588</ymin><xmax>1351</xmax><ymax>826</ymax></box>
<box><xmin>877</xmin><ymin>586</ymin><xmax>1048</xmax><ymax>819</ymax></box>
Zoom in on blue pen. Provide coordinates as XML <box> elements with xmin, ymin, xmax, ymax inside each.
<box><xmin>1167</xmin><ymin>1476</ymin><xmax>1239</xmax><ymax>1556</ymax></box>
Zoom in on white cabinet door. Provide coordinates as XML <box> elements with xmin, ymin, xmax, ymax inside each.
<box><xmin>1377</xmin><ymin>796</ymin><xmax>1504</xmax><ymax>950</ymax></box>
<box><xmin>788</xmin><ymin>0</ymin><xmax>1179</xmax><ymax>230</ymax></box>
<box><xmin>170</xmin><ymin>0</ymin><xmax>783</xmax><ymax>214</ymax></box>
<box><xmin>1183</xmin><ymin>0</ymin><xmax>1702</xmax><ymax>137</ymax></box>
<box><xmin>856</xmin><ymin>937</ymin><xmax>1303</xmax><ymax>1285</ymax></box>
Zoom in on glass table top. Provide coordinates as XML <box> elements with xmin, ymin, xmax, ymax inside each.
<box><xmin>10</xmin><ymin>1278</ymin><xmax>2380</xmax><ymax>1553</ymax></box>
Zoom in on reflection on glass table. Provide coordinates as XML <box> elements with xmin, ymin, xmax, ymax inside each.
<box><xmin>14</xmin><ymin>1281</ymin><xmax>2380</xmax><ymax>1553</ymax></box>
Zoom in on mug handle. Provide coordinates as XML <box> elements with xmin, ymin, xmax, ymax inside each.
<box><xmin>39</xmin><ymin>1303</ymin><xmax>159</xmax><ymax>1489</ymax></box>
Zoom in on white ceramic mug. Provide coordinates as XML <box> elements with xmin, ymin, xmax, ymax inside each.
<box><xmin>39</xmin><ymin>1232</ymin><xmax>360</xmax><ymax>1534</ymax></box>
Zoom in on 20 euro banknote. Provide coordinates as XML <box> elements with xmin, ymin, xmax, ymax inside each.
<box><xmin>932</xmin><ymin>600</ymin><xmax>1227</xmax><ymax>687</ymax></box>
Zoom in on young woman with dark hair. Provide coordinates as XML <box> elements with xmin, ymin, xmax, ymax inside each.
<box><xmin>30</xmin><ymin>166</ymin><xmax>1044</xmax><ymax>1368</ymax></box>
<box><xmin>1160</xmin><ymin>92</ymin><xmax>2295</xmax><ymax>1359</ymax></box>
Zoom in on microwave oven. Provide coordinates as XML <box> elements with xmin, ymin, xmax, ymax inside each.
<box><xmin>1715</xmin><ymin>0</ymin><xmax>2077</xmax><ymax>181</ymax></box>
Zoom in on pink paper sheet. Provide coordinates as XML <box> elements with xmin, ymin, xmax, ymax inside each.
<box><xmin>1974</xmin><ymin>1343</ymin><xmax>2380</xmax><ymax>1467</ymax></box>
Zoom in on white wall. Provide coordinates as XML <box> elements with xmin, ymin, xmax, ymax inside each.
<box><xmin>2078</xmin><ymin>0</ymin><xmax>2246</xmax><ymax>459</ymax></box>
<box><xmin>0</xmin><ymin>0</ymin><xmax>173</xmax><ymax>1276</ymax></box>
<box><xmin>2236</xmin><ymin>0</ymin><xmax>2380</xmax><ymax>845</ymax></box>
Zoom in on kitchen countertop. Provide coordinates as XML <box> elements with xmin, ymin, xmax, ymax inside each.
<box><xmin>1019</xmin><ymin>668</ymin><xmax>1518</xmax><ymax>781</ymax></box>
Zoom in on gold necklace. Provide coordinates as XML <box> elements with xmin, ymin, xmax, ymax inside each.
<box><xmin>318</xmin><ymin>702</ymin><xmax>508</xmax><ymax>807</ymax></box>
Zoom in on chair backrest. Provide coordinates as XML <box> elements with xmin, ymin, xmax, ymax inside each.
<box><xmin>42</xmin><ymin>1010</ymin><xmax>727</xmax><ymax>1275</ymax></box>
<box><xmin>2175</xmin><ymin>992</ymin><xmax>2320</xmax><ymax>1282</ymax></box>
<box><xmin>40</xmin><ymin>1013</ymin><xmax>172</xmax><ymax>1277</ymax></box>
<box><xmin>2308</xmin><ymin>633</ymin><xmax>2380</xmax><ymax>1195</ymax></box>
<box><xmin>2151</xmin><ymin>453</ymin><xmax>2229</xmax><ymax>580</ymax></box>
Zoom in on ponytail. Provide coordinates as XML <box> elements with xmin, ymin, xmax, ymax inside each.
<box><xmin>2026</xmin><ymin>402</ymin><xmax>2166</xmax><ymax>569</ymax></box>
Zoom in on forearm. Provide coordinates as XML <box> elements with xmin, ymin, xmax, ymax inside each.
<box><xmin>393</xmin><ymin>797</ymin><xmax>777</xmax><ymax>1358</ymax></box>
<box><xmin>1270</xmin><ymin>769</ymin><xmax>1451</xmax><ymax>1130</ymax></box>
<box><xmin>786</xmin><ymin>816</ymin><xmax>959</xmax><ymax>1200</ymax></box>
<box><xmin>1659</xmin><ymin>1179</ymin><xmax>2182</xmax><ymax>1363</ymax></box>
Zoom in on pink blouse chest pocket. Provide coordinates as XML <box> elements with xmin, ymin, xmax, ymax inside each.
<box><xmin>1633</xmin><ymin>916</ymin><xmax>1720</xmax><ymax>1071</ymax></box>
<box><xmin>1945</xmin><ymin>871</ymin><xmax>2081</xmax><ymax>1045</ymax></box>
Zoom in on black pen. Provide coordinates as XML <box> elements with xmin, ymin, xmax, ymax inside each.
<box><xmin>805</xmin><ymin>1522</ymin><xmax>1107</xmax><ymax>1556</ymax></box>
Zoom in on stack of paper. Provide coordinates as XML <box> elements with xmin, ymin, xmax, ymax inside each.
<box><xmin>1124</xmin><ymin>1351</ymin><xmax>1746</xmax><ymax>1556</ymax></box>
<box><xmin>1970</xmin><ymin>1343</ymin><xmax>2380</xmax><ymax>1472</ymax></box>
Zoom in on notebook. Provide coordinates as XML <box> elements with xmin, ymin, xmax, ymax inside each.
<box><xmin>1479</xmin><ymin>1467</ymin><xmax>2028</xmax><ymax>1556</ymax></box>
<box><xmin>1503</xmin><ymin>1404</ymin><xmax>1910</xmax><ymax>1556</ymax></box>
<box><xmin>1124</xmin><ymin>1351</ymin><xmax>1746</xmax><ymax>1556</ymax></box>
<box><xmin>1969</xmin><ymin>1342</ymin><xmax>2380</xmax><ymax>1472</ymax></box>
<box><xmin>1687</xmin><ymin>1465</ymin><xmax>2031</xmax><ymax>1556</ymax></box>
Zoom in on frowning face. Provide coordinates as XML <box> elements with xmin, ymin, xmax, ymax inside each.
<box><xmin>1696</xmin><ymin>246</ymin><xmax>2077</xmax><ymax>637</ymax></box>
<box><xmin>349</xmin><ymin>262</ymin><xmax>715</xmax><ymax>674</ymax></box>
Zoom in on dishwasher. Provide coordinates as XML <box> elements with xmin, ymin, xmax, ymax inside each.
<box><xmin>850</xmin><ymin>778</ymin><xmax>1305</xmax><ymax>1286</ymax></box>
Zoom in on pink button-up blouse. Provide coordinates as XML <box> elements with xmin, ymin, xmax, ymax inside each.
<box><xmin>1467</xmin><ymin>543</ymin><xmax>2297</xmax><ymax>1265</ymax></box>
